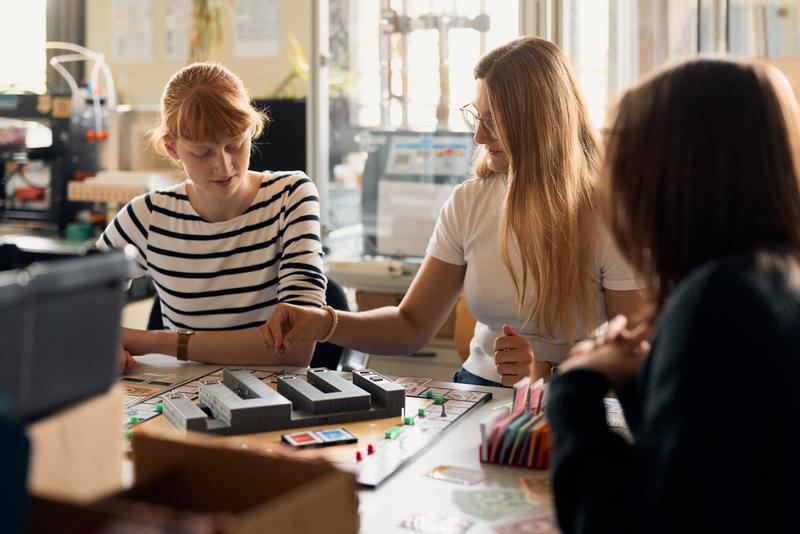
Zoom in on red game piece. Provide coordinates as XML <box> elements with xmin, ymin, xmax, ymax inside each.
<box><xmin>367</xmin><ymin>443</ymin><xmax>375</xmax><ymax>455</ymax></box>
<box><xmin>356</xmin><ymin>450</ymin><xmax>363</xmax><ymax>462</ymax></box>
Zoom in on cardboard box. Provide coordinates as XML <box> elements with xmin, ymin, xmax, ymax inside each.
<box><xmin>26</xmin><ymin>386</ymin><xmax>124</xmax><ymax>503</ymax></box>
<box><xmin>31</xmin><ymin>433</ymin><xmax>358</xmax><ymax>534</ymax></box>
<box><xmin>356</xmin><ymin>290</ymin><xmax>456</xmax><ymax>339</ymax></box>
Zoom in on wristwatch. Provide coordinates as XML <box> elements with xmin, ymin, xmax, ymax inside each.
<box><xmin>176</xmin><ymin>328</ymin><xmax>194</xmax><ymax>361</ymax></box>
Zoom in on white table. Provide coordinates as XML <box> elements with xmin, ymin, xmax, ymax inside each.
<box><xmin>128</xmin><ymin>354</ymin><xmax>553</xmax><ymax>533</ymax></box>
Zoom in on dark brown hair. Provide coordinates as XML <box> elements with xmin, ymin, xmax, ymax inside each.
<box><xmin>603</xmin><ymin>58</ymin><xmax>800</xmax><ymax>307</ymax></box>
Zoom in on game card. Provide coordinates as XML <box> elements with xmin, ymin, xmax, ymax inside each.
<box><xmin>518</xmin><ymin>475</ymin><xmax>552</xmax><ymax>503</ymax></box>
<box><xmin>395</xmin><ymin>377</ymin><xmax>433</xmax><ymax>396</ymax></box>
<box><xmin>120</xmin><ymin>383</ymin><xmax>161</xmax><ymax>398</ymax></box>
<box><xmin>315</xmin><ymin>427</ymin><xmax>358</xmax><ymax>445</ymax></box>
<box><xmin>399</xmin><ymin>512</ymin><xmax>474</xmax><ymax>534</ymax></box>
<box><xmin>425</xmin><ymin>465</ymin><xmax>486</xmax><ymax>485</ymax></box>
<box><xmin>282</xmin><ymin>431</ymin><xmax>324</xmax><ymax>448</ymax></box>
<box><xmin>444</xmin><ymin>390</ymin><xmax>488</xmax><ymax>402</ymax></box>
<box><xmin>493</xmin><ymin>512</ymin><xmax>559</xmax><ymax>534</ymax></box>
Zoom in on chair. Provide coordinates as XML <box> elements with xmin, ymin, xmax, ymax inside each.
<box><xmin>311</xmin><ymin>276</ymin><xmax>369</xmax><ymax>371</ymax></box>
<box><xmin>453</xmin><ymin>296</ymin><xmax>475</xmax><ymax>362</ymax></box>
<box><xmin>146</xmin><ymin>275</ymin><xmax>366</xmax><ymax>371</ymax></box>
<box><xmin>146</xmin><ymin>292</ymin><xmax>164</xmax><ymax>331</ymax></box>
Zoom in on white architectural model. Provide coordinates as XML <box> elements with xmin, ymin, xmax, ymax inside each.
<box><xmin>163</xmin><ymin>368</ymin><xmax>405</xmax><ymax>435</ymax></box>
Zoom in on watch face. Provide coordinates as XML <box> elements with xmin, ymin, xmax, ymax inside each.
<box><xmin>177</xmin><ymin>328</ymin><xmax>194</xmax><ymax>335</ymax></box>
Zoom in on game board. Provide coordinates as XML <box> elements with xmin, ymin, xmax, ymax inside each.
<box><xmin>123</xmin><ymin>367</ymin><xmax>492</xmax><ymax>487</ymax></box>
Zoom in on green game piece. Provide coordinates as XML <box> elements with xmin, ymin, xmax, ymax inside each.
<box><xmin>155</xmin><ymin>403</ymin><xmax>163</xmax><ymax>414</ymax></box>
<box><xmin>418</xmin><ymin>408</ymin><xmax>426</xmax><ymax>416</ymax></box>
<box><xmin>425</xmin><ymin>390</ymin><xmax>434</xmax><ymax>398</ymax></box>
<box><xmin>385</xmin><ymin>426</ymin><xmax>402</xmax><ymax>439</ymax></box>
<box><xmin>129</xmin><ymin>415</ymin><xmax>140</xmax><ymax>424</ymax></box>
<box><xmin>124</xmin><ymin>429</ymin><xmax>132</xmax><ymax>440</ymax></box>
<box><xmin>434</xmin><ymin>395</ymin><xmax>445</xmax><ymax>405</ymax></box>
<box><xmin>403</xmin><ymin>416</ymin><xmax>415</xmax><ymax>425</ymax></box>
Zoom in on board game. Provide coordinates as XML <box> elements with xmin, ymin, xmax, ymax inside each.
<box><xmin>122</xmin><ymin>367</ymin><xmax>492</xmax><ymax>487</ymax></box>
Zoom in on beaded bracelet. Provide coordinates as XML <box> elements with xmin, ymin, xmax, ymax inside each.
<box><xmin>319</xmin><ymin>305</ymin><xmax>339</xmax><ymax>343</ymax></box>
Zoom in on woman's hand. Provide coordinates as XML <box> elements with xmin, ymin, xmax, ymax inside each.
<box><xmin>118</xmin><ymin>346</ymin><xmax>138</xmax><ymax>373</ymax></box>
<box><xmin>262</xmin><ymin>303</ymin><xmax>332</xmax><ymax>352</ymax></box>
<box><xmin>493</xmin><ymin>324</ymin><xmax>536</xmax><ymax>387</ymax></box>
<box><xmin>561</xmin><ymin>315</ymin><xmax>652</xmax><ymax>388</ymax></box>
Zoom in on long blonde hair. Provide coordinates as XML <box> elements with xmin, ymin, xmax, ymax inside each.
<box><xmin>474</xmin><ymin>37</ymin><xmax>601</xmax><ymax>340</ymax></box>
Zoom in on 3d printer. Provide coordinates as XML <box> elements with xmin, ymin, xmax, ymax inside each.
<box><xmin>0</xmin><ymin>42</ymin><xmax>116</xmax><ymax>232</ymax></box>
<box><xmin>0</xmin><ymin>93</ymin><xmax>77</xmax><ymax>229</ymax></box>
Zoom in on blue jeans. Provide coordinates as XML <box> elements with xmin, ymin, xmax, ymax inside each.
<box><xmin>453</xmin><ymin>367</ymin><xmax>506</xmax><ymax>388</ymax></box>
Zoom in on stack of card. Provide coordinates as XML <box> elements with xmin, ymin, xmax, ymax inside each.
<box><xmin>282</xmin><ymin>427</ymin><xmax>358</xmax><ymax>448</ymax></box>
<box><xmin>479</xmin><ymin>377</ymin><xmax>552</xmax><ymax>470</ymax></box>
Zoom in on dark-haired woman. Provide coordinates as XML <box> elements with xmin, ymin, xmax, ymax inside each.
<box><xmin>548</xmin><ymin>58</ymin><xmax>800</xmax><ymax>533</ymax></box>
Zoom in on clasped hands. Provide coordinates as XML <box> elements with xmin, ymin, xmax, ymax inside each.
<box><xmin>559</xmin><ymin>315</ymin><xmax>652</xmax><ymax>388</ymax></box>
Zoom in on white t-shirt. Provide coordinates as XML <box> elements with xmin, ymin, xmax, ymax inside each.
<box><xmin>426</xmin><ymin>176</ymin><xmax>643</xmax><ymax>382</ymax></box>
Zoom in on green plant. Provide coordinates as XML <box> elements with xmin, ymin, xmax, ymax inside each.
<box><xmin>189</xmin><ymin>0</ymin><xmax>231</xmax><ymax>62</ymax></box>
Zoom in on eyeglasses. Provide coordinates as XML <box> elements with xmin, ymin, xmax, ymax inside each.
<box><xmin>459</xmin><ymin>103</ymin><xmax>499</xmax><ymax>140</ymax></box>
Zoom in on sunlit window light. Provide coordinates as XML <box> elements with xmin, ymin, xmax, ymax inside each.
<box><xmin>0</xmin><ymin>0</ymin><xmax>47</xmax><ymax>94</ymax></box>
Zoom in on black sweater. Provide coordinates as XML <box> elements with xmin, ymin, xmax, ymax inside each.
<box><xmin>548</xmin><ymin>255</ymin><xmax>800</xmax><ymax>534</ymax></box>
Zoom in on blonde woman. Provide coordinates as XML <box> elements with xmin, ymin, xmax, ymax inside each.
<box><xmin>98</xmin><ymin>63</ymin><xmax>325</xmax><ymax>368</ymax></box>
<box><xmin>264</xmin><ymin>37</ymin><xmax>644</xmax><ymax>387</ymax></box>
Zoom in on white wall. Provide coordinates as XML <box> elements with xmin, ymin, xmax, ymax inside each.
<box><xmin>86</xmin><ymin>0</ymin><xmax>311</xmax><ymax>104</ymax></box>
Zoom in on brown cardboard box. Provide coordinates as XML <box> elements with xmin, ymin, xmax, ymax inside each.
<box><xmin>356</xmin><ymin>290</ymin><xmax>456</xmax><ymax>338</ymax></box>
<box><xmin>26</xmin><ymin>386</ymin><xmax>123</xmax><ymax>503</ymax></box>
<box><xmin>31</xmin><ymin>433</ymin><xmax>359</xmax><ymax>534</ymax></box>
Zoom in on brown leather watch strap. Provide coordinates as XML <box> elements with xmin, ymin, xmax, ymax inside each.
<box><xmin>177</xmin><ymin>329</ymin><xmax>193</xmax><ymax>361</ymax></box>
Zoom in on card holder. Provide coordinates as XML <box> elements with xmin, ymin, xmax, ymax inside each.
<box><xmin>479</xmin><ymin>418</ymin><xmax>552</xmax><ymax>470</ymax></box>
<box><xmin>477</xmin><ymin>376</ymin><xmax>552</xmax><ymax>471</ymax></box>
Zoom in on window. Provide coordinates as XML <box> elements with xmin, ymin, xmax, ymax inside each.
<box><xmin>561</xmin><ymin>0</ymin><xmax>799</xmax><ymax>127</ymax></box>
<box><xmin>325</xmin><ymin>0</ymin><xmax>520</xmax><ymax>257</ymax></box>
<box><xmin>0</xmin><ymin>0</ymin><xmax>46</xmax><ymax>93</ymax></box>
<box><xmin>562</xmin><ymin>0</ymin><xmax>701</xmax><ymax>127</ymax></box>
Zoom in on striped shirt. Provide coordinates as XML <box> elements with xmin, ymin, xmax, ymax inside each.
<box><xmin>97</xmin><ymin>171</ymin><xmax>326</xmax><ymax>331</ymax></box>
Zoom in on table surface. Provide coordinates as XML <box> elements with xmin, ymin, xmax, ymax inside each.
<box><xmin>128</xmin><ymin>354</ymin><xmax>555</xmax><ymax>534</ymax></box>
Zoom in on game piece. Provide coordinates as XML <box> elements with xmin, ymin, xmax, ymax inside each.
<box><xmin>129</xmin><ymin>415</ymin><xmax>139</xmax><ymax>424</ymax></box>
<box><xmin>440</xmin><ymin>404</ymin><xmax>447</xmax><ymax>417</ymax></box>
<box><xmin>425</xmin><ymin>390</ymin><xmax>434</xmax><ymax>398</ymax></box>
<box><xmin>403</xmin><ymin>416</ymin><xmax>415</xmax><ymax>425</ymax></box>
<box><xmin>356</xmin><ymin>450</ymin><xmax>363</xmax><ymax>462</ymax></box>
<box><xmin>385</xmin><ymin>426</ymin><xmax>402</xmax><ymax>439</ymax></box>
<box><xmin>124</xmin><ymin>429</ymin><xmax>132</xmax><ymax>440</ymax></box>
<box><xmin>367</xmin><ymin>443</ymin><xmax>375</xmax><ymax>455</ymax></box>
<box><xmin>155</xmin><ymin>402</ymin><xmax>163</xmax><ymax>414</ymax></box>
<box><xmin>434</xmin><ymin>394</ymin><xmax>445</xmax><ymax>405</ymax></box>
<box><xmin>418</xmin><ymin>408</ymin><xmax>426</xmax><ymax>417</ymax></box>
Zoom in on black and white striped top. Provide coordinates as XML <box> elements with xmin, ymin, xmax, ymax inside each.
<box><xmin>97</xmin><ymin>171</ymin><xmax>326</xmax><ymax>331</ymax></box>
